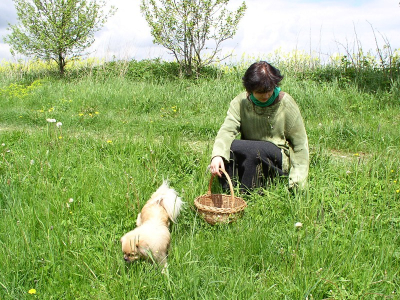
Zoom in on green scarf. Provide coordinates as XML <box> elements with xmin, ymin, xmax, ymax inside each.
<box><xmin>250</xmin><ymin>87</ymin><xmax>281</xmax><ymax>107</ymax></box>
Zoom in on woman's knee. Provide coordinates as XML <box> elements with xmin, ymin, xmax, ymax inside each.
<box><xmin>231</xmin><ymin>140</ymin><xmax>260</xmax><ymax>157</ymax></box>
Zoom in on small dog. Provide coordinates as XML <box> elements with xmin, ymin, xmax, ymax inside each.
<box><xmin>120</xmin><ymin>181</ymin><xmax>183</xmax><ymax>269</ymax></box>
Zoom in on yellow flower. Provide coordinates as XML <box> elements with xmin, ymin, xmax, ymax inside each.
<box><xmin>79</xmin><ymin>113</ymin><xmax>84</xmax><ymax>116</ymax></box>
<box><xmin>95</xmin><ymin>111</ymin><xmax>99</xmax><ymax>114</ymax></box>
<box><xmin>396</xmin><ymin>190</ymin><xmax>400</xmax><ymax>194</ymax></box>
<box><xmin>391</xmin><ymin>170</ymin><xmax>394</xmax><ymax>173</ymax></box>
<box><xmin>107</xmin><ymin>140</ymin><xmax>112</xmax><ymax>144</ymax></box>
<box><xmin>58</xmin><ymin>136</ymin><xmax>62</xmax><ymax>139</ymax></box>
<box><xmin>28</xmin><ymin>289</ymin><xmax>36</xmax><ymax>294</ymax></box>
<box><xmin>354</xmin><ymin>153</ymin><xmax>359</xmax><ymax>156</ymax></box>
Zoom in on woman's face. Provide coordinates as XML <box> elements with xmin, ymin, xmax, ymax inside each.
<box><xmin>252</xmin><ymin>89</ymin><xmax>274</xmax><ymax>102</ymax></box>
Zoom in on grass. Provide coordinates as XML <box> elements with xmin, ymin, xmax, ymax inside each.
<box><xmin>0</xmin><ymin>59</ymin><xmax>399</xmax><ymax>299</ymax></box>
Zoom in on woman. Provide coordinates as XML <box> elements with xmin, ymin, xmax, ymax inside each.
<box><xmin>210</xmin><ymin>61</ymin><xmax>309</xmax><ymax>191</ymax></box>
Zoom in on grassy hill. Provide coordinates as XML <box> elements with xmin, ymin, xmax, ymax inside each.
<box><xmin>0</xmin><ymin>57</ymin><xmax>399</xmax><ymax>299</ymax></box>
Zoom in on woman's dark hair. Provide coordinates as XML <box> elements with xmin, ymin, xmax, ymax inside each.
<box><xmin>242</xmin><ymin>61</ymin><xmax>284</xmax><ymax>93</ymax></box>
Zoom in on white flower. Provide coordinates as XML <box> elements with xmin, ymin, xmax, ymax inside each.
<box><xmin>1</xmin><ymin>143</ymin><xmax>5</xmax><ymax>147</ymax></box>
<box><xmin>46</xmin><ymin>118</ymin><xmax>57</xmax><ymax>123</ymax></box>
<box><xmin>68</xmin><ymin>198</ymin><xmax>74</xmax><ymax>203</ymax></box>
<box><xmin>30</xmin><ymin>160</ymin><xmax>35</xmax><ymax>165</ymax></box>
<box><xmin>56</xmin><ymin>122</ymin><xmax>62</xmax><ymax>128</ymax></box>
<box><xmin>295</xmin><ymin>222</ymin><xmax>303</xmax><ymax>228</ymax></box>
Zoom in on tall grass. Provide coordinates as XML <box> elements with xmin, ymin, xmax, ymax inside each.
<box><xmin>0</xmin><ymin>55</ymin><xmax>399</xmax><ymax>299</ymax></box>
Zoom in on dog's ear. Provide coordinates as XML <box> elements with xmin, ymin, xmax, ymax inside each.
<box><xmin>136</xmin><ymin>240</ymin><xmax>149</xmax><ymax>256</ymax></box>
<box><xmin>152</xmin><ymin>195</ymin><xmax>163</xmax><ymax>204</ymax></box>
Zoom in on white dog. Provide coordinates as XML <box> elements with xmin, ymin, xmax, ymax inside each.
<box><xmin>120</xmin><ymin>181</ymin><xmax>183</xmax><ymax>269</ymax></box>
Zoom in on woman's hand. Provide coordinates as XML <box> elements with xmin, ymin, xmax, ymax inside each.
<box><xmin>210</xmin><ymin>156</ymin><xmax>225</xmax><ymax>177</ymax></box>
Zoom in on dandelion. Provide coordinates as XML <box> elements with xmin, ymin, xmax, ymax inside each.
<box><xmin>79</xmin><ymin>113</ymin><xmax>84</xmax><ymax>116</ymax></box>
<box><xmin>95</xmin><ymin>111</ymin><xmax>99</xmax><ymax>115</ymax></box>
<box><xmin>107</xmin><ymin>140</ymin><xmax>112</xmax><ymax>144</ymax></box>
<box><xmin>354</xmin><ymin>153</ymin><xmax>359</xmax><ymax>156</ymax></box>
<box><xmin>396</xmin><ymin>190</ymin><xmax>399</xmax><ymax>194</ymax></box>
<box><xmin>295</xmin><ymin>222</ymin><xmax>303</xmax><ymax>228</ymax></box>
<box><xmin>28</xmin><ymin>289</ymin><xmax>36</xmax><ymax>294</ymax></box>
<box><xmin>391</xmin><ymin>170</ymin><xmax>394</xmax><ymax>173</ymax></box>
<box><xmin>46</xmin><ymin>118</ymin><xmax>56</xmax><ymax>123</ymax></box>
<box><xmin>56</xmin><ymin>122</ymin><xmax>62</xmax><ymax>128</ymax></box>
<box><xmin>58</xmin><ymin>136</ymin><xmax>62</xmax><ymax>139</ymax></box>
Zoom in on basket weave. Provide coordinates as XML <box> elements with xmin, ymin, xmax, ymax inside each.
<box><xmin>194</xmin><ymin>168</ymin><xmax>247</xmax><ymax>225</ymax></box>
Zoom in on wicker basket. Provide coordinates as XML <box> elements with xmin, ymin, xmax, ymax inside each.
<box><xmin>194</xmin><ymin>168</ymin><xmax>247</xmax><ymax>225</ymax></box>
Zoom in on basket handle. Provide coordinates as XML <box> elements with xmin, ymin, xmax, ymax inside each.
<box><xmin>208</xmin><ymin>168</ymin><xmax>235</xmax><ymax>207</ymax></box>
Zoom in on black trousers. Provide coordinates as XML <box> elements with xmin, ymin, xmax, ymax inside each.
<box><xmin>220</xmin><ymin>140</ymin><xmax>287</xmax><ymax>191</ymax></box>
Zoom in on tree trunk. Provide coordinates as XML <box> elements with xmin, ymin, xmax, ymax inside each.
<box><xmin>58</xmin><ymin>53</ymin><xmax>65</xmax><ymax>75</ymax></box>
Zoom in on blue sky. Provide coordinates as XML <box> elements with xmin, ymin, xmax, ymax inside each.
<box><xmin>0</xmin><ymin>0</ymin><xmax>399</xmax><ymax>63</ymax></box>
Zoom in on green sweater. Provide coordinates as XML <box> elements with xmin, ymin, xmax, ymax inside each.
<box><xmin>212</xmin><ymin>91</ymin><xmax>309</xmax><ymax>189</ymax></box>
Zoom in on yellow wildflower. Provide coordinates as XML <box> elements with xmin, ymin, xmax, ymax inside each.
<box><xmin>28</xmin><ymin>289</ymin><xmax>36</xmax><ymax>294</ymax></box>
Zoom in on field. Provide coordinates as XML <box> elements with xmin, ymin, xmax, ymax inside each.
<box><xmin>0</xmin><ymin>57</ymin><xmax>399</xmax><ymax>299</ymax></box>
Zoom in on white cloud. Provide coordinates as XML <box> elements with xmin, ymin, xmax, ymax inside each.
<box><xmin>0</xmin><ymin>0</ymin><xmax>399</xmax><ymax>63</ymax></box>
<box><xmin>229</xmin><ymin>0</ymin><xmax>400</xmax><ymax>62</ymax></box>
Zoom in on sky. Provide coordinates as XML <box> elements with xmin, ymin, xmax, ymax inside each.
<box><xmin>0</xmin><ymin>0</ymin><xmax>399</xmax><ymax>64</ymax></box>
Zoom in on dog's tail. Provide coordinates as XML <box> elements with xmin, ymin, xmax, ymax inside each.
<box><xmin>150</xmin><ymin>180</ymin><xmax>183</xmax><ymax>222</ymax></box>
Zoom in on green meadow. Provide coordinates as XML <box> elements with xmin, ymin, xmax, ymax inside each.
<box><xmin>0</xmin><ymin>57</ymin><xmax>399</xmax><ymax>299</ymax></box>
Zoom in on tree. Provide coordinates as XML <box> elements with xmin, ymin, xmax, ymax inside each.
<box><xmin>4</xmin><ymin>0</ymin><xmax>116</xmax><ymax>75</ymax></box>
<box><xmin>141</xmin><ymin>0</ymin><xmax>247</xmax><ymax>77</ymax></box>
